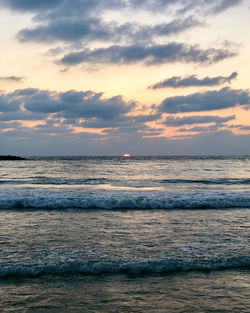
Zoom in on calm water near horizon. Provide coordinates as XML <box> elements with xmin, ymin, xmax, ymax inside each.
<box><xmin>0</xmin><ymin>156</ymin><xmax>249</xmax><ymax>312</ymax></box>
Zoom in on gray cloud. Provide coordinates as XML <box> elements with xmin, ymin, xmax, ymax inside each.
<box><xmin>165</xmin><ymin>115</ymin><xmax>235</xmax><ymax>126</ymax></box>
<box><xmin>62</xmin><ymin>110</ymin><xmax>163</xmax><ymax>138</ymax></box>
<box><xmin>130</xmin><ymin>17</ymin><xmax>202</xmax><ymax>42</ymax></box>
<box><xmin>0</xmin><ymin>0</ymin><xmax>63</xmax><ymax>11</ymax></box>
<box><xmin>104</xmin><ymin>123</ymin><xmax>164</xmax><ymax>137</ymax></box>
<box><xmin>0</xmin><ymin>87</ymin><xmax>163</xmax><ymax>138</ymax></box>
<box><xmin>18</xmin><ymin>18</ymin><xmax>111</xmax><ymax>43</ymax></box>
<box><xmin>178</xmin><ymin>125</ymin><xmax>224</xmax><ymax>133</ymax></box>
<box><xmin>0</xmin><ymin>121</ymin><xmax>21</xmax><ymax>129</ymax></box>
<box><xmin>13</xmin><ymin>88</ymin><xmax>40</xmax><ymax>96</ymax></box>
<box><xmin>208</xmin><ymin>0</ymin><xmax>242</xmax><ymax>14</ymax></box>
<box><xmin>1</xmin><ymin>0</ymin><xmax>242</xmax><ymax>15</ymax></box>
<box><xmin>0</xmin><ymin>87</ymin><xmax>137</xmax><ymax>123</ymax></box>
<box><xmin>1</xmin><ymin>0</ymin><xmax>241</xmax><ymax>70</ymax></box>
<box><xmin>150</xmin><ymin>72</ymin><xmax>238</xmax><ymax>89</ymax></box>
<box><xmin>1</xmin><ymin>127</ymin><xmax>249</xmax><ymax>156</ymax></box>
<box><xmin>34</xmin><ymin>121</ymin><xmax>73</xmax><ymax>135</ymax></box>
<box><xmin>78</xmin><ymin>113</ymin><xmax>161</xmax><ymax>131</ymax></box>
<box><xmin>159</xmin><ymin>87</ymin><xmax>250</xmax><ymax>113</ymax></box>
<box><xmin>18</xmin><ymin>16</ymin><xmax>202</xmax><ymax>44</ymax></box>
<box><xmin>0</xmin><ymin>95</ymin><xmax>20</xmax><ymax>112</ymax></box>
<box><xmin>0</xmin><ymin>76</ymin><xmax>25</xmax><ymax>82</ymax></box>
<box><xmin>0</xmin><ymin>111</ymin><xmax>46</xmax><ymax>121</ymax></box>
<box><xmin>58</xmin><ymin>93</ymin><xmax>135</xmax><ymax>119</ymax></box>
<box><xmin>140</xmin><ymin>1</ymin><xmax>240</xmax><ymax>18</ymax></box>
<box><xmin>9</xmin><ymin>89</ymin><xmax>135</xmax><ymax>119</ymax></box>
<box><xmin>1</xmin><ymin>85</ymin><xmax>248</xmax><ymax>155</ymax></box>
<box><xmin>24</xmin><ymin>90</ymin><xmax>67</xmax><ymax>113</ymax></box>
<box><xmin>59</xmin><ymin>43</ymin><xmax>236</xmax><ymax>66</ymax></box>
<box><xmin>239</xmin><ymin>125</ymin><xmax>250</xmax><ymax>130</ymax></box>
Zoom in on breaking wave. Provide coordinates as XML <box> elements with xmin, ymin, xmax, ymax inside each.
<box><xmin>1</xmin><ymin>177</ymin><xmax>250</xmax><ymax>186</ymax></box>
<box><xmin>1</xmin><ymin>257</ymin><xmax>249</xmax><ymax>278</ymax></box>
<box><xmin>0</xmin><ymin>189</ymin><xmax>250</xmax><ymax>210</ymax></box>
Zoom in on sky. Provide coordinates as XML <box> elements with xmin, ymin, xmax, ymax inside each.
<box><xmin>0</xmin><ymin>0</ymin><xmax>249</xmax><ymax>156</ymax></box>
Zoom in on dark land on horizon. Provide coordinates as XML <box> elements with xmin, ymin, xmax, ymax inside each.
<box><xmin>0</xmin><ymin>155</ymin><xmax>26</xmax><ymax>160</ymax></box>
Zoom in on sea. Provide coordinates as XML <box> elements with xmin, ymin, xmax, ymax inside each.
<box><xmin>0</xmin><ymin>156</ymin><xmax>249</xmax><ymax>312</ymax></box>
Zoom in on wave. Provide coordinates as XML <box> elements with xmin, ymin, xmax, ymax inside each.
<box><xmin>1</xmin><ymin>257</ymin><xmax>249</xmax><ymax>278</ymax></box>
<box><xmin>0</xmin><ymin>177</ymin><xmax>110</xmax><ymax>185</ymax></box>
<box><xmin>1</xmin><ymin>177</ymin><xmax>250</xmax><ymax>186</ymax></box>
<box><xmin>160</xmin><ymin>178</ymin><xmax>250</xmax><ymax>185</ymax></box>
<box><xmin>0</xmin><ymin>190</ymin><xmax>250</xmax><ymax>210</ymax></box>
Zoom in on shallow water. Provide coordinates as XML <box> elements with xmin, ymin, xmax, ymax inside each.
<box><xmin>0</xmin><ymin>156</ymin><xmax>249</xmax><ymax>311</ymax></box>
<box><xmin>0</xmin><ymin>209</ymin><xmax>249</xmax><ymax>277</ymax></box>
<box><xmin>1</xmin><ymin>270</ymin><xmax>249</xmax><ymax>313</ymax></box>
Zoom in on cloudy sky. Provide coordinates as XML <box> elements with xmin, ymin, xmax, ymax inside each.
<box><xmin>0</xmin><ymin>0</ymin><xmax>249</xmax><ymax>155</ymax></box>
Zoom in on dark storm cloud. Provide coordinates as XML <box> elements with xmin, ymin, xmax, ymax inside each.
<box><xmin>164</xmin><ymin>115</ymin><xmax>235</xmax><ymax>126</ymax></box>
<box><xmin>159</xmin><ymin>87</ymin><xmax>250</xmax><ymax>113</ymax></box>
<box><xmin>150</xmin><ymin>72</ymin><xmax>238</xmax><ymax>89</ymax></box>
<box><xmin>59</xmin><ymin>43</ymin><xmax>236</xmax><ymax>66</ymax></box>
<box><xmin>0</xmin><ymin>76</ymin><xmax>25</xmax><ymax>82</ymax></box>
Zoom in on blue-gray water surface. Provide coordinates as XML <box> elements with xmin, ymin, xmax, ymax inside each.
<box><xmin>0</xmin><ymin>156</ymin><xmax>249</xmax><ymax>312</ymax></box>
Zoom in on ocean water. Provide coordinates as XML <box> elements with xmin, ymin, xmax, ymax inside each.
<box><xmin>0</xmin><ymin>156</ymin><xmax>249</xmax><ymax>312</ymax></box>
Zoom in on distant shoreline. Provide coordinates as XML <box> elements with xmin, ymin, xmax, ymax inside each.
<box><xmin>0</xmin><ymin>155</ymin><xmax>26</xmax><ymax>160</ymax></box>
<box><xmin>0</xmin><ymin>155</ymin><xmax>249</xmax><ymax>160</ymax></box>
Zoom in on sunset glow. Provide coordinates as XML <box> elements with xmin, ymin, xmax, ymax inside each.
<box><xmin>0</xmin><ymin>0</ymin><xmax>249</xmax><ymax>155</ymax></box>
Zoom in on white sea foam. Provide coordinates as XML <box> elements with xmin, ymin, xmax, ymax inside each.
<box><xmin>0</xmin><ymin>188</ymin><xmax>250</xmax><ymax>210</ymax></box>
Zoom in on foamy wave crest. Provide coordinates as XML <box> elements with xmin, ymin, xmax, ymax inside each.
<box><xmin>1</xmin><ymin>257</ymin><xmax>249</xmax><ymax>278</ymax></box>
<box><xmin>0</xmin><ymin>189</ymin><xmax>250</xmax><ymax>210</ymax></box>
